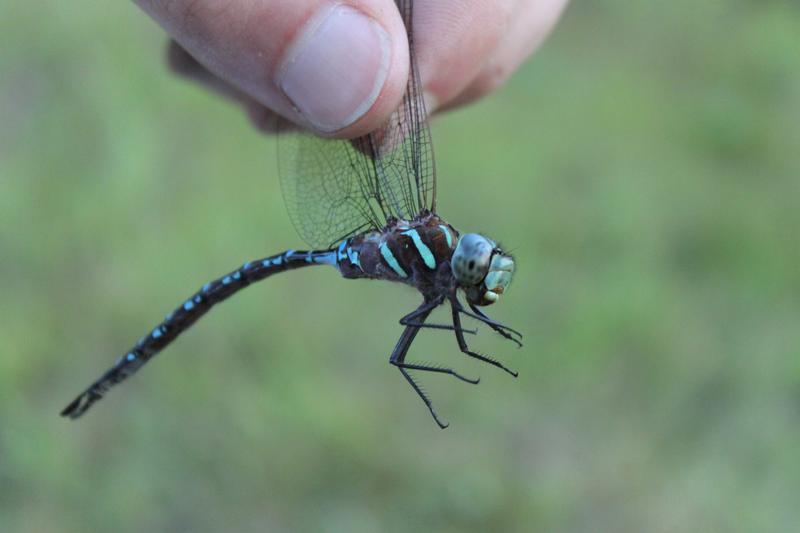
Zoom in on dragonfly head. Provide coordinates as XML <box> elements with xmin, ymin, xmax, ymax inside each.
<box><xmin>451</xmin><ymin>233</ymin><xmax>515</xmax><ymax>306</ymax></box>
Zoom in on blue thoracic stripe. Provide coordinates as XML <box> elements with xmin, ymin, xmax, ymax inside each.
<box><xmin>438</xmin><ymin>225</ymin><xmax>453</xmax><ymax>248</ymax></box>
<box><xmin>337</xmin><ymin>241</ymin><xmax>348</xmax><ymax>262</ymax></box>
<box><xmin>401</xmin><ymin>229</ymin><xmax>436</xmax><ymax>270</ymax></box>
<box><xmin>379</xmin><ymin>242</ymin><xmax>408</xmax><ymax>278</ymax></box>
<box><xmin>346</xmin><ymin>245</ymin><xmax>361</xmax><ymax>269</ymax></box>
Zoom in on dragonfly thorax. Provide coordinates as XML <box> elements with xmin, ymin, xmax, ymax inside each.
<box><xmin>452</xmin><ymin>233</ymin><xmax>515</xmax><ymax>306</ymax></box>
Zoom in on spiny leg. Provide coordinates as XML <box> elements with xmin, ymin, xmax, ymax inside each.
<box><xmin>399</xmin><ymin>295</ymin><xmax>476</xmax><ymax>335</ymax></box>
<box><xmin>398</xmin><ymin>368</ymin><xmax>447</xmax><ymax>429</ymax></box>
<box><xmin>389</xmin><ymin>316</ymin><xmax>448</xmax><ymax>428</ymax></box>
<box><xmin>393</xmin><ymin>301</ymin><xmax>480</xmax><ymax>385</ymax></box>
<box><xmin>451</xmin><ymin>298</ymin><xmax>519</xmax><ymax>378</ymax></box>
<box><xmin>461</xmin><ymin>302</ymin><xmax>524</xmax><ymax>347</ymax></box>
<box><xmin>391</xmin><ymin>329</ymin><xmax>479</xmax><ymax>389</ymax></box>
<box><xmin>467</xmin><ymin>302</ymin><xmax>523</xmax><ymax>338</ymax></box>
<box><xmin>398</xmin><ymin>362</ymin><xmax>480</xmax><ymax>384</ymax></box>
<box><xmin>389</xmin><ymin>301</ymin><xmax>477</xmax><ymax>429</ymax></box>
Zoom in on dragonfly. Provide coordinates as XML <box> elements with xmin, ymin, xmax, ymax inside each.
<box><xmin>61</xmin><ymin>0</ymin><xmax>521</xmax><ymax>428</ymax></box>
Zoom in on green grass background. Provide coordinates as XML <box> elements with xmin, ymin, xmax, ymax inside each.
<box><xmin>2</xmin><ymin>1</ymin><xmax>799</xmax><ymax>531</ymax></box>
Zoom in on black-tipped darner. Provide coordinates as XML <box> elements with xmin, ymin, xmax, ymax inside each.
<box><xmin>61</xmin><ymin>0</ymin><xmax>521</xmax><ymax>428</ymax></box>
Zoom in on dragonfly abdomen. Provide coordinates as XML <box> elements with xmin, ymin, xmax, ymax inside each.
<box><xmin>61</xmin><ymin>248</ymin><xmax>337</xmax><ymax>419</ymax></box>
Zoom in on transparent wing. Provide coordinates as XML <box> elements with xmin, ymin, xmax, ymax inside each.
<box><xmin>278</xmin><ymin>0</ymin><xmax>436</xmax><ymax>249</ymax></box>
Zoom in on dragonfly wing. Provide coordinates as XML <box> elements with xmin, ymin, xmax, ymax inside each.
<box><xmin>278</xmin><ymin>0</ymin><xmax>436</xmax><ymax>249</ymax></box>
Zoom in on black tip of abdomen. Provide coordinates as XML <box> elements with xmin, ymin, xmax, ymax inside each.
<box><xmin>60</xmin><ymin>391</ymin><xmax>97</xmax><ymax>420</ymax></box>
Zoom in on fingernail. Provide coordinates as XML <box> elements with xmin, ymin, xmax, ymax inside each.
<box><xmin>277</xmin><ymin>5</ymin><xmax>391</xmax><ymax>133</ymax></box>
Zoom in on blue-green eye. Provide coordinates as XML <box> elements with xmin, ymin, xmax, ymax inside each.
<box><xmin>452</xmin><ymin>233</ymin><xmax>494</xmax><ymax>285</ymax></box>
<box><xmin>453</xmin><ymin>234</ymin><xmax>516</xmax><ymax>306</ymax></box>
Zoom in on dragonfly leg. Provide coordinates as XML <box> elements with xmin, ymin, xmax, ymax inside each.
<box><xmin>393</xmin><ymin>300</ymin><xmax>480</xmax><ymax>384</ymax></box>
<box><xmin>459</xmin><ymin>301</ymin><xmax>524</xmax><ymax>348</ymax></box>
<box><xmin>450</xmin><ymin>298</ymin><xmax>519</xmax><ymax>378</ymax></box>
<box><xmin>399</xmin><ymin>295</ymin><xmax>476</xmax><ymax>335</ymax></box>
<box><xmin>396</xmin><ymin>361</ymin><xmax>480</xmax><ymax>385</ymax></box>
<box><xmin>398</xmin><ymin>367</ymin><xmax>448</xmax><ymax>429</ymax></box>
<box><xmin>390</xmin><ymin>301</ymin><xmax>477</xmax><ymax>429</ymax></box>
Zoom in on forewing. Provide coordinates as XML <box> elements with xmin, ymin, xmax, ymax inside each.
<box><xmin>278</xmin><ymin>0</ymin><xmax>436</xmax><ymax>249</ymax></box>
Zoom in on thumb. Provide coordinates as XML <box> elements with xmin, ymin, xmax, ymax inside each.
<box><xmin>135</xmin><ymin>0</ymin><xmax>409</xmax><ymax>138</ymax></box>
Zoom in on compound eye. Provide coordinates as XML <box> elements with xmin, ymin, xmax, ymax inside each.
<box><xmin>452</xmin><ymin>234</ymin><xmax>494</xmax><ymax>285</ymax></box>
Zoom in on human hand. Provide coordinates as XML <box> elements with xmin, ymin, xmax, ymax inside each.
<box><xmin>136</xmin><ymin>0</ymin><xmax>569</xmax><ymax>137</ymax></box>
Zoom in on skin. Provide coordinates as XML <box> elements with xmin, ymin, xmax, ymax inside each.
<box><xmin>136</xmin><ymin>0</ymin><xmax>569</xmax><ymax>137</ymax></box>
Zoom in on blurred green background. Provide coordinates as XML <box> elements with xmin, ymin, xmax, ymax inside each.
<box><xmin>2</xmin><ymin>1</ymin><xmax>800</xmax><ymax>531</ymax></box>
